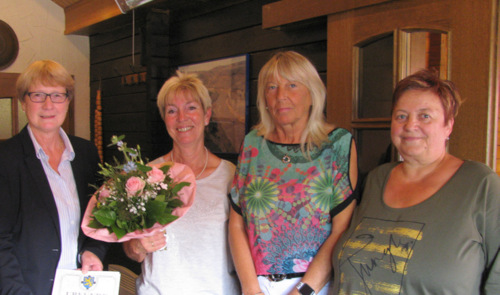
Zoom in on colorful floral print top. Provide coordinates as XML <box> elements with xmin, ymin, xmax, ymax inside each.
<box><xmin>230</xmin><ymin>128</ymin><xmax>356</xmax><ymax>275</ymax></box>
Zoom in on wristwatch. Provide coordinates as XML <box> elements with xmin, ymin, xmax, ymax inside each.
<box><xmin>296</xmin><ymin>282</ymin><xmax>316</xmax><ymax>295</ymax></box>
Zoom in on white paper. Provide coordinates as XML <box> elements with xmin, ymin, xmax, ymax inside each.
<box><xmin>52</xmin><ymin>269</ymin><xmax>121</xmax><ymax>295</ymax></box>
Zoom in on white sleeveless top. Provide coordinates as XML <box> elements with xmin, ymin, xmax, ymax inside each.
<box><xmin>136</xmin><ymin>158</ymin><xmax>240</xmax><ymax>294</ymax></box>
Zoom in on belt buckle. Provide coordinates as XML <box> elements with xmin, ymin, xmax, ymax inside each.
<box><xmin>268</xmin><ymin>274</ymin><xmax>287</xmax><ymax>282</ymax></box>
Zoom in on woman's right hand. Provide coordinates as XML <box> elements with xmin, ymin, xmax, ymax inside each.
<box><xmin>123</xmin><ymin>230</ymin><xmax>166</xmax><ymax>262</ymax></box>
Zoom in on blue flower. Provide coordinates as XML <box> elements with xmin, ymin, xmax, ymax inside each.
<box><xmin>128</xmin><ymin>149</ymin><xmax>138</xmax><ymax>158</ymax></box>
<box><xmin>123</xmin><ymin>161</ymin><xmax>137</xmax><ymax>172</ymax></box>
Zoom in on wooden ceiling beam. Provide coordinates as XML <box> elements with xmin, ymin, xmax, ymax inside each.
<box><xmin>63</xmin><ymin>0</ymin><xmax>123</xmax><ymax>35</ymax></box>
<box><xmin>262</xmin><ymin>0</ymin><xmax>393</xmax><ymax>29</ymax></box>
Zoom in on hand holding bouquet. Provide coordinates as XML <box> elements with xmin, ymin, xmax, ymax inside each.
<box><xmin>82</xmin><ymin>135</ymin><xmax>196</xmax><ymax>242</ymax></box>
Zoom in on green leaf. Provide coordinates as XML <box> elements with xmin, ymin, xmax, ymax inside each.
<box><xmin>111</xmin><ymin>223</ymin><xmax>127</xmax><ymax>240</ymax></box>
<box><xmin>171</xmin><ymin>182</ymin><xmax>191</xmax><ymax>195</ymax></box>
<box><xmin>87</xmin><ymin>219</ymin><xmax>104</xmax><ymax>229</ymax></box>
<box><xmin>159</xmin><ymin>165</ymin><xmax>171</xmax><ymax>174</ymax></box>
<box><xmin>93</xmin><ymin>208</ymin><xmax>117</xmax><ymax>227</ymax></box>
<box><xmin>157</xmin><ymin>214</ymin><xmax>178</xmax><ymax>225</ymax></box>
<box><xmin>144</xmin><ymin>200</ymin><xmax>168</xmax><ymax>228</ymax></box>
<box><xmin>155</xmin><ymin>194</ymin><xmax>165</xmax><ymax>202</ymax></box>
<box><xmin>146</xmin><ymin>200</ymin><xmax>167</xmax><ymax>217</ymax></box>
<box><xmin>168</xmin><ymin>198</ymin><xmax>184</xmax><ymax>208</ymax></box>
<box><xmin>137</xmin><ymin>163</ymin><xmax>152</xmax><ymax>172</ymax></box>
<box><xmin>116</xmin><ymin>219</ymin><xmax>127</xmax><ymax>229</ymax></box>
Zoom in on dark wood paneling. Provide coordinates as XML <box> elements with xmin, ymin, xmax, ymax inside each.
<box><xmin>90</xmin><ymin>35</ymin><xmax>142</xmax><ymax>65</ymax></box>
<box><xmin>170</xmin><ymin>24</ymin><xmax>326</xmax><ymax>67</ymax></box>
<box><xmin>166</xmin><ymin>0</ymin><xmax>252</xmax><ymax>22</ymax></box>
<box><xmin>170</xmin><ymin>0</ymin><xmax>263</xmax><ymax>44</ymax></box>
<box><xmin>101</xmin><ymin>93</ymin><xmax>148</xmax><ymax>114</ymax></box>
<box><xmin>90</xmin><ymin>21</ymin><xmax>140</xmax><ymax>47</ymax></box>
<box><xmin>91</xmin><ymin>78</ymin><xmax>147</xmax><ymax>96</ymax></box>
<box><xmin>90</xmin><ymin>54</ymin><xmax>145</xmax><ymax>81</ymax></box>
<box><xmin>103</xmin><ymin>113</ymin><xmax>148</xmax><ymax>132</ymax></box>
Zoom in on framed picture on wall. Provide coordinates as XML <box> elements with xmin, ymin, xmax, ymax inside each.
<box><xmin>178</xmin><ymin>54</ymin><xmax>249</xmax><ymax>155</ymax></box>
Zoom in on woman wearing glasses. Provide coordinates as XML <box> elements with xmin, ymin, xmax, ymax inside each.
<box><xmin>0</xmin><ymin>60</ymin><xmax>108</xmax><ymax>295</ymax></box>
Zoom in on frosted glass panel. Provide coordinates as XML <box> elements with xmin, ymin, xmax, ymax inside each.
<box><xmin>0</xmin><ymin>98</ymin><xmax>12</xmax><ymax>139</ymax></box>
<box><xmin>358</xmin><ymin>34</ymin><xmax>394</xmax><ymax>119</ymax></box>
<box><xmin>18</xmin><ymin>100</ymin><xmax>28</xmax><ymax>130</ymax></box>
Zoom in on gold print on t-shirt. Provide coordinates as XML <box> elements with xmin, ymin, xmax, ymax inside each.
<box><xmin>337</xmin><ymin>217</ymin><xmax>424</xmax><ymax>295</ymax></box>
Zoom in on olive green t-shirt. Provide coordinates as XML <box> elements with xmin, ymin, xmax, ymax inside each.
<box><xmin>332</xmin><ymin>161</ymin><xmax>500</xmax><ymax>294</ymax></box>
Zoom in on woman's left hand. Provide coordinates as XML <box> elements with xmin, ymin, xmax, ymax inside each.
<box><xmin>138</xmin><ymin>230</ymin><xmax>167</xmax><ymax>253</ymax></box>
<box><xmin>123</xmin><ymin>230</ymin><xmax>166</xmax><ymax>263</ymax></box>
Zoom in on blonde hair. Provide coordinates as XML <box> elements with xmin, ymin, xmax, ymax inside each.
<box><xmin>157</xmin><ymin>71</ymin><xmax>212</xmax><ymax>120</ymax></box>
<box><xmin>255</xmin><ymin>51</ymin><xmax>330</xmax><ymax>153</ymax></box>
<box><xmin>16</xmin><ymin>60</ymin><xmax>75</xmax><ymax>102</ymax></box>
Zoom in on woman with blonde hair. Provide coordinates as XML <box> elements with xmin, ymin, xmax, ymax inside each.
<box><xmin>123</xmin><ymin>71</ymin><xmax>240</xmax><ymax>294</ymax></box>
<box><xmin>229</xmin><ymin>51</ymin><xmax>359</xmax><ymax>295</ymax></box>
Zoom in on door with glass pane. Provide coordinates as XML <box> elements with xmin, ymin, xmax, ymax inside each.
<box><xmin>327</xmin><ymin>1</ymin><xmax>450</xmax><ymax>176</ymax></box>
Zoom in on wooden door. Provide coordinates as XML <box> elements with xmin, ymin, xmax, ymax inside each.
<box><xmin>326</xmin><ymin>0</ymin><xmax>452</xmax><ymax>175</ymax></box>
<box><xmin>326</xmin><ymin>0</ymin><xmax>499</xmax><ymax>171</ymax></box>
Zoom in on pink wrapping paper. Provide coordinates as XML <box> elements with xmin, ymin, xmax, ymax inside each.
<box><xmin>81</xmin><ymin>161</ymin><xmax>196</xmax><ymax>243</ymax></box>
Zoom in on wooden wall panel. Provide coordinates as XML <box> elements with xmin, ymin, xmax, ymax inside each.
<box><xmin>449</xmin><ymin>0</ymin><xmax>498</xmax><ymax>165</ymax></box>
<box><xmin>90</xmin><ymin>54</ymin><xmax>144</xmax><ymax>81</ymax></box>
<box><xmin>170</xmin><ymin>0</ymin><xmax>263</xmax><ymax>44</ymax></box>
<box><xmin>101</xmin><ymin>93</ymin><xmax>149</xmax><ymax>114</ymax></box>
<box><xmin>90</xmin><ymin>36</ymin><xmax>142</xmax><ymax>65</ymax></box>
<box><xmin>262</xmin><ymin>0</ymin><xmax>392</xmax><ymax>29</ymax></box>
<box><xmin>170</xmin><ymin>22</ymin><xmax>326</xmax><ymax>68</ymax></box>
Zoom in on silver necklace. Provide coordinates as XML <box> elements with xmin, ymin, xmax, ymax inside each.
<box><xmin>171</xmin><ymin>147</ymin><xmax>208</xmax><ymax>179</ymax></box>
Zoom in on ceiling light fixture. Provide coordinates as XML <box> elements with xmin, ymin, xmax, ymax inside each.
<box><xmin>115</xmin><ymin>0</ymin><xmax>155</xmax><ymax>13</ymax></box>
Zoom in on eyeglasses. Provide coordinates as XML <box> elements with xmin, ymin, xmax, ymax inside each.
<box><xmin>26</xmin><ymin>92</ymin><xmax>69</xmax><ymax>103</ymax></box>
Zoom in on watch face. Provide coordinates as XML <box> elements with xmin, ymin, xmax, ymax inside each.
<box><xmin>297</xmin><ymin>282</ymin><xmax>315</xmax><ymax>295</ymax></box>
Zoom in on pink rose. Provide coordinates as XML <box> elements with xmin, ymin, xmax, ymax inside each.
<box><xmin>147</xmin><ymin>166</ymin><xmax>166</xmax><ymax>183</ymax></box>
<box><xmin>126</xmin><ymin>176</ymin><xmax>146</xmax><ymax>196</ymax></box>
<box><xmin>99</xmin><ymin>187</ymin><xmax>111</xmax><ymax>200</ymax></box>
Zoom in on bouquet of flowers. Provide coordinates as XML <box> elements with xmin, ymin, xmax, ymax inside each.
<box><xmin>81</xmin><ymin>135</ymin><xmax>196</xmax><ymax>242</ymax></box>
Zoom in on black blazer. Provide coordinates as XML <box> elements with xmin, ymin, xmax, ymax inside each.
<box><xmin>0</xmin><ymin>127</ymin><xmax>108</xmax><ymax>295</ymax></box>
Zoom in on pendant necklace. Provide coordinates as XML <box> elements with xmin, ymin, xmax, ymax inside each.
<box><xmin>171</xmin><ymin>147</ymin><xmax>208</xmax><ymax>179</ymax></box>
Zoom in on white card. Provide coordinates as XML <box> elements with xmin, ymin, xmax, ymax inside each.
<box><xmin>52</xmin><ymin>269</ymin><xmax>121</xmax><ymax>295</ymax></box>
